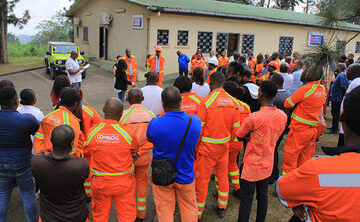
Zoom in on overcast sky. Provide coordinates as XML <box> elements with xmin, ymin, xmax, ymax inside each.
<box><xmin>8</xmin><ymin>0</ymin><xmax>73</xmax><ymax>36</ymax></box>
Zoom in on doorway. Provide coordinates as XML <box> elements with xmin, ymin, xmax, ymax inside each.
<box><xmin>215</xmin><ymin>33</ymin><xmax>240</xmax><ymax>57</ymax></box>
<box><xmin>99</xmin><ymin>27</ymin><xmax>108</xmax><ymax>59</ymax></box>
<box><xmin>227</xmin><ymin>33</ymin><xmax>240</xmax><ymax>57</ymax></box>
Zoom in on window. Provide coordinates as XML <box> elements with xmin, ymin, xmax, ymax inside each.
<box><xmin>83</xmin><ymin>27</ymin><xmax>88</xmax><ymax>42</ymax></box>
<box><xmin>177</xmin><ymin>30</ymin><xmax>189</xmax><ymax>46</ymax></box>
<box><xmin>241</xmin><ymin>34</ymin><xmax>255</xmax><ymax>54</ymax></box>
<box><xmin>216</xmin><ymin>33</ymin><xmax>229</xmax><ymax>56</ymax></box>
<box><xmin>355</xmin><ymin>42</ymin><xmax>360</xmax><ymax>53</ymax></box>
<box><xmin>76</xmin><ymin>26</ymin><xmax>79</xmax><ymax>37</ymax></box>
<box><xmin>336</xmin><ymin>40</ymin><xmax>346</xmax><ymax>55</ymax></box>
<box><xmin>157</xmin><ymin>29</ymin><xmax>169</xmax><ymax>46</ymax></box>
<box><xmin>197</xmin><ymin>31</ymin><xmax>213</xmax><ymax>53</ymax></box>
<box><xmin>279</xmin><ymin>36</ymin><xmax>294</xmax><ymax>54</ymax></box>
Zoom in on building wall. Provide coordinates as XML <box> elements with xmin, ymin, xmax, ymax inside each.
<box><xmin>148</xmin><ymin>13</ymin><xmax>360</xmax><ymax>75</ymax></box>
<box><xmin>72</xmin><ymin>0</ymin><xmax>150</xmax><ymax>75</ymax></box>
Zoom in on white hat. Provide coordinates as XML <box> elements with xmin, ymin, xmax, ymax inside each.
<box><xmin>208</xmin><ymin>57</ymin><xmax>219</xmax><ymax>66</ymax></box>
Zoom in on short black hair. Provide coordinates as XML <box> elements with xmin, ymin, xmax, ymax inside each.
<box><xmin>270</xmin><ymin>73</ymin><xmax>284</xmax><ymax>88</ymax></box>
<box><xmin>343</xmin><ymin>85</ymin><xmax>360</xmax><ymax>136</ymax></box>
<box><xmin>339</xmin><ymin>55</ymin><xmax>347</xmax><ymax>63</ymax></box>
<box><xmin>224</xmin><ymin>81</ymin><xmax>239</xmax><ymax>98</ymax></box>
<box><xmin>116</xmin><ymin>59</ymin><xmax>127</xmax><ymax>70</ymax></box>
<box><xmin>173</xmin><ymin>75</ymin><xmax>192</xmax><ymax>93</ymax></box>
<box><xmin>116</xmin><ymin>55</ymin><xmax>122</xmax><ymax>60</ymax></box>
<box><xmin>210</xmin><ymin>71</ymin><xmax>225</xmax><ymax>84</ymax></box>
<box><xmin>60</xmin><ymin>87</ymin><xmax>81</xmax><ymax>107</ymax></box>
<box><xmin>242</xmin><ymin>69</ymin><xmax>252</xmax><ymax>79</ymax></box>
<box><xmin>260</xmin><ymin>81</ymin><xmax>277</xmax><ymax>99</ymax></box>
<box><xmin>233</xmin><ymin>52</ymin><xmax>240</xmax><ymax>60</ymax></box>
<box><xmin>51</xmin><ymin>125</ymin><xmax>75</xmax><ymax>151</ymax></box>
<box><xmin>0</xmin><ymin>80</ymin><xmax>15</xmax><ymax>90</ymax></box>
<box><xmin>239</xmin><ymin>55</ymin><xmax>246</xmax><ymax>63</ymax></box>
<box><xmin>280</xmin><ymin>63</ymin><xmax>290</xmax><ymax>73</ymax></box>
<box><xmin>229</xmin><ymin>61</ymin><xmax>238</xmax><ymax>69</ymax></box>
<box><xmin>0</xmin><ymin>86</ymin><xmax>17</xmax><ymax>107</ymax></box>
<box><xmin>161</xmin><ymin>86</ymin><xmax>182</xmax><ymax>109</ymax></box>
<box><xmin>20</xmin><ymin>89</ymin><xmax>36</xmax><ymax>105</ymax></box>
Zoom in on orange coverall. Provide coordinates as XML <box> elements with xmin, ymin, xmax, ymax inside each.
<box><xmin>122</xmin><ymin>55</ymin><xmax>138</xmax><ymax>88</ymax></box>
<box><xmin>282</xmin><ymin>80</ymin><xmax>326</xmax><ymax>174</ymax></box>
<box><xmin>34</xmin><ymin>106</ymin><xmax>83</xmax><ymax>157</ymax></box>
<box><xmin>276</xmin><ymin>150</ymin><xmax>360</xmax><ymax>221</ymax></box>
<box><xmin>195</xmin><ymin>88</ymin><xmax>240</xmax><ymax>219</ymax></box>
<box><xmin>81</xmin><ymin>104</ymin><xmax>103</xmax><ymax>198</ymax></box>
<box><xmin>84</xmin><ymin>119</ymin><xmax>139</xmax><ymax>222</ymax></box>
<box><xmin>119</xmin><ymin>104</ymin><xmax>155</xmax><ymax>219</ymax></box>
<box><xmin>251</xmin><ymin>62</ymin><xmax>264</xmax><ymax>82</ymax></box>
<box><xmin>247</xmin><ymin>57</ymin><xmax>257</xmax><ymax>75</ymax></box>
<box><xmin>206</xmin><ymin>68</ymin><xmax>218</xmax><ymax>84</ymax></box>
<box><xmin>190</xmin><ymin>59</ymin><xmax>206</xmax><ymax>75</ymax></box>
<box><xmin>159</xmin><ymin>92</ymin><xmax>203</xmax><ymax>117</ymax></box>
<box><xmin>218</xmin><ymin>56</ymin><xmax>230</xmax><ymax>67</ymax></box>
<box><xmin>147</xmin><ymin>54</ymin><xmax>165</xmax><ymax>87</ymax></box>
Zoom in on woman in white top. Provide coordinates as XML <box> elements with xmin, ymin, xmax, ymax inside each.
<box><xmin>191</xmin><ymin>67</ymin><xmax>210</xmax><ymax>98</ymax></box>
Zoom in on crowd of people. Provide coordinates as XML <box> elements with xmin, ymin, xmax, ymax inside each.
<box><xmin>1</xmin><ymin>45</ymin><xmax>360</xmax><ymax>222</ymax></box>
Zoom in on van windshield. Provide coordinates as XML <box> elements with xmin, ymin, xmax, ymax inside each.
<box><xmin>53</xmin><ymin>45</ymin><xmax>78</xmax><ymax>54</ymax></box>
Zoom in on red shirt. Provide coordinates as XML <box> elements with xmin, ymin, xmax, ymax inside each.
<box><xmin>237</xmin><ymin>106</ymin><xmax>287</xmax><ymax>181</ymax></box>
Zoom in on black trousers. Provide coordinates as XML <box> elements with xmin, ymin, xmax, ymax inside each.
<box><xmin>330</xmin><ymin>101</ymin><xmax>341</xmax><ymax>131</ymax></box>
<box><xmin>179</xmin><ymin>68</ymin><xmax>189</xmax><ymax>77</ymax></box>
<box><xmin>269</xmin><ymin>132</ymin><xmax>284</xmax><ymax>184</ymax></box>
<box><xmin>238</xmin><ymin>176</ymin><xmax>270</xmax><ymax>222</ymax></box>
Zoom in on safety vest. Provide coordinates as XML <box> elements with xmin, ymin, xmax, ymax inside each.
<box><xmin>218</xmin><ymin>56</ymin><xmax>229</xmax><ymax>67</ymax></box>
<box><xmin>206</xmin><ymin>68</ymin><xmax>218</xmax><ymax>84</ymax></box>
<box><xmin>122</xmin><ymin>55</ymin><xmax>137</xmax><ymax>77</ymax></box>
<box><xmin>247</xmin><ymin>58</ymin><xmax>257</xmax><ymax>75</ymax></box>
<box><xmin>82</xmin><ymin>105</ymin><xmax>102</xmax><ymax>135</ymax></box>
<box><xmin>190</xmin><ymin>59</ymin><xmax>206</xmax><ymax>74</ymax></box>
<box><xmin>147</xmin><ymin>54</ymin><xmax>165</xmax><ymax>75</ymax></box>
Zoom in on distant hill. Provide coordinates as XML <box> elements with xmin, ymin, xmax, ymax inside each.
<box><xmin>17</xmin><ymin>35</ymin><xmax>33</xmax><ymax>44</ymax></box>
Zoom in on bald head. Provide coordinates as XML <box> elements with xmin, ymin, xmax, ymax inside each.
<box><xmin>346</xmin><ymin>63</ymin><xmax>360</xmax><ymax>81</ymax></box>
<box><xmin>127</xmin><ymin>88</ymin><xmax>144</xmax><ymax>105</ymax></box>
<box><xmin>71</xmin><ymin>50</ymin><xmax>79</xmax><ymax>59</ymax></box>
<box><xmin>145</xmin><ymin>71</ymin><xmax>159</xmax><ymax>85</ymax></box>
<box><xmin>103</xmin><ymin>97</ymin><xmax>124</xmax><ymax>121</ymax></box>
<box><xmin>51</xmin><ymin>125</ymin><xmax>75</xmax><ymax>153</ymax></box>
<box><xmin>162</xmin><ymin>86</ymin><xmax>182</xmax><ymax>112</ymax></box>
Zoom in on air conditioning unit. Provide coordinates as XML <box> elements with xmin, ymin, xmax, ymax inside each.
<box><xmin>74</xmin><ymin>18</ymin><xmax>81</xmax><ymax>25</ymax></box>
<box><xmin>101</xmin><ymin>13</ymin><xmax>113</xmax><ymax>25</ymax></box>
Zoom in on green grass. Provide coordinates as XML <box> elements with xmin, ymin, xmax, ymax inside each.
<box><xmin>0</xmin><ymin>56</ymin><xmax>43</xmax><ymax>75</ymax></box>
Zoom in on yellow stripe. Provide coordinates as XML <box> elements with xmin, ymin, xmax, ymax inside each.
<box><xmin>85</xmin><ymin>189</ymin><xmax>91</xmax><ymax>193</ymax></box>
<box><xmin>201</xmin><ymin>122</ymin><xmax>205</xmax><ymax>127</ymax></box>
<box><xmin>137</xmin><ymin>206</ymin><xmax>146</xmax><ymax>211</ymax></box>
<box><xmin>189</xmin><ymin>95</ymin><xmax>201</xmax><ymax>104</ymax></box>
<box><xmin>201</xmin><ymin>136</ymin><xmax>231</xmax><ymax>144</ymax></box>
<box><xmin>35</xmin><ymin>132</ymin><xmax>44</xmax><ymax>140</ymax></box>
<box><xmin>197</xmin><ymin>202</ymin><xmax>206</xmax><ymax>207</ymax></box>
<box><xmin>205</xmin><ymin>91</ymin><xmax>219</xmax><ymax>108</ymax></box>
<box><xmin>292</xmin><ymin>114</ymin><xmax>318</xmax><ymax>126</ymax></box>
<box><xmin>232</xmin><ymin>179</ymin><xmax>239</xmax><ymax>184</ymax></box>
<box><xmin>239</xmin><ymin>100</ymin><xmax>250</xmax><ymax>111</ymax></box>
<box><xmin>218</xmin><ymin>199</ymin><xmax>228</xmax><ymax>205</ymax></box>
<box><xmin>84</xmin><ymin>182</ymin><xmax>91</xmax><ymax>186</ymax></box>
<box><xmin>112</xmin><ymin>124</ymin><xmax>133</xmax><ymax>145</ymax></box>
<box><xmin>304</xmin><ymin>84</ymin><xmax>318</xmax><ymax>98</ymax></box>
<box><xmin>63</xmin><ymin>111</ymin><xmax>69</xmax><ymax>125</ymax></box>
<box><xmin>91</xmin><ymin>163</ymin><xmax>134</xmax><ymax>176</ymax></box>
<box><xmin>233</xmin><ymin>122</ymin><xmax>240</xmax><ymax>127</ymax></box>
<box><xmin>141</xmin><ymin>107</ymin><xmax>156</xmax><ymax>118</ymax></box>
<box><xmin>229</xmin><ymin>171</ymin><xmax>239</xmax><ymax>176</ymax></box>
<box><xmin>137</xmin><ymin>197</ymin><xmax>147</xmax><ymax>202</ymax></box>
<box><xmin>120</xmin><ymin>107</ymin><xmax>136</xmax><ymax>124</ymax></box>
<box><xmin>84</xmin><ymin>123</ymin><xmax>105</xmax><ymax>146</ymax></box>
<box><xmin>286</xmin><ymin>97</ymin><xmax>295</xmax><ymax>107</ymax></box>
<box><xmin>82</xmin><ymin>105</ymin><xmax>94</xmax><ymax>117</ymax></box>
<box><xmin>218</xmin><ymin>191</ymin><xmax>228</xmax><ymax>197</ymax></box>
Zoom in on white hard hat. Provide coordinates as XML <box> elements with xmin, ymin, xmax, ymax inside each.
<box><xmin>208</xmin><ymin>57</ymin><xmax>219</xmax><ymax>66</ymax></box>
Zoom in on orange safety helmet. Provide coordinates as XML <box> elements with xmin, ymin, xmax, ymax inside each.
<box><xmin>155</xmin><ymin>46</ymin><xmax>162</xmax><ymax>52</ymax></box>
<box><xmin>268</xmin><ymin>61</ymin><xmax>279</xmax><ymax>69</ymax></box>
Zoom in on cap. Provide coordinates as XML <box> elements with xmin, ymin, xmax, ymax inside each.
<box><xmin>268</xmin><ymin>61</ymin><xmax>279</xmax><ymax>69</ymax></box>
<box><xmin>155</xmin><ymin>46</ymin><xmax>162</xmax><ymax>52</ymax></box>
<box><xmin>208</xmin><ymin>57</ymin><xmax>219</xmax><ymax>66</ymax></box>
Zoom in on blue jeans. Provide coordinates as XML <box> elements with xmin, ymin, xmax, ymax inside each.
<box><xmin>72</xmin><ymin>82</ymin><xmax>82</xmax><ymax>88</ymax></box>
<box><xmin>0</xmin><ymin>161</ymin><xmax>38</xmax><ymax>222</ymax></box>
<box><xmin>118</xmin><ymin>91</ymin><xmax>126</xmax><ymax>102</ymax></box>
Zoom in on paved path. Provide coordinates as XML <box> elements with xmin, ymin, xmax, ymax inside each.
<box><xmin>1</xmin><ymin>66</ymin><xmax>158</xmax><ymax>222</ymax></box>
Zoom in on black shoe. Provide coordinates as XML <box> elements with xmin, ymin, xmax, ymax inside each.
<box><xmin>325</xmin><ymin>129</ymin><xmax>338</xmax><ymax>134</ymax></box>
<box><xmin>212</xmin><ymin>190</ymin><xmax>218</xmax><ymax>198</ymax></box>
<box><xmin>232</xmin><ymin>189</ymin><xmax>241</xmax><ymax>200</ymax></box>
<box><xmin>135</xmin><ymin>218</ymin><xmax>144</xmax><ymax>222</ymax></box>
<box><xmin>213</xmin><ymin>205</ymin><xmax>226</xmax><ymax>218</ymax></box>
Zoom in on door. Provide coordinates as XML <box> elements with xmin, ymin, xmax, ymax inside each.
<box><xmin>99</xmin><ymin>27</ymin><xmax>108</xmax><ymax>59</ymax></box>
<box><xmin>227</xmin><ymin>33</ymin><xmax>240</xmax><ymax>57</ymax></box>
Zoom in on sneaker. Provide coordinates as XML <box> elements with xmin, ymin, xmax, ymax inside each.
<box><xmin>325</xmin><ymin>129</ymin><xmax>338</xmax><ymax>134</ymax></box>
<box><xmin>213</xmin><ymin>205</ymin><xmax>226</xmax><ymax>218</ymax></box>
<box><xmin>212</xmin><ymin>190</ymin><xmax>218</xmax><ymax>198</ymax></box>
<box><xmin>232</xmin><ymin>189</ymin><xmax>241</xmax><ymax>200</ymax></box>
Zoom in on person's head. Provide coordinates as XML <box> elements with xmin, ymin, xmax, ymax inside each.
<box><xmin>293</xmin><ymin>59</ymin><xmax>304</xmax><ymax>71</ymax></box>
<box><xmin>258</xmin><ymin>81</ymin><xmax>277</xmax><ymax>105</ymax></box>
<box><xmin>270</xmin><ymin>73</ymin><xmax>284</xmax><ymax>89</ymax></box>
<box><xmin>221</xmin><ymin>50</ymin><xmax>226</xmax><ymax>57</ymax></box>
<box><xmin>20</xmin><ymin>89</ymin><xmax>36</xmax><ymax>106</ymax></box>
<box><xmin>302</xmin><ymin>64</ymin><xmax>323</xmax><ymax>83</ymax></box>
<box><xmin>267</xmin><ymin>61</ymin><xmax>278</xmax><ymax>73</ymax></box>
<box><xmin>51</xmin><ymin>125</ymin><xmax>75</xmax><ymax>155</ymax></box>
<box><xmin>103</xmin><ymin>97</ymin><xmax>124</xmax><ymax>121</ymax></box>
<box><xmin>233</xmin><ymin>52</ymin><xmax>240</xmax><ymax>62</ymax></box>
<box><xmin>285</xmin><ymin>56</ymin><xmax>292</xmax><ymax>64</ymax></box>
<box><xmin>125</xmin><ymin>48</ymin><xmax>131</xmax><ymax>57</ymax></box>
<box><xmin>145</xmin><ymin>71</ymin><xmax>159</xmax><ymax>85</ymax></box>
<box><xmin>127</xmin><ymin>88</ymin><xmax>144</xmax><ymax>105</ymax></box>
<box><xmin>71</xmin><ymin>50</ymin><xmax>79</xmax><ymax>60</ymax></box>
<box><xmin>239</xmin><ymin>55</ymin><xmax>246</xmax><ymax>64</ymax></box>
<box><xmin>116</xmin><ymin>55</ymin><xmax>122</xmax><ymax>61</ymax></box>
<box><xmin>263</xmin><ymin>59</ymin><xmax>271</xmax><ymax>67</ymax></box>
<box><xmin>209</xmin><ymin>50</ymin><xmax>214</xmax><ymax>57</ymax></box>
<box><xmin>117</xmin><ymin>59</ymin><xmax>127</xmax><ymax>71</ymax></box>
<box><xmin>345</xmin><ymin>58</ymin><xmax>354</xmax><ymax>68</ymax></box>
<box><xmin>342</xmin><ymin>86</ymin><xmax>360</xmax><ymax>146</ymax></box>
<box><xmin>339</xmin><ymin>54</ymin><xmax>347</xmax><ymax>63</ymax></box>
<box><xmin>347</xmin><ymin>53</ymin><xmax>355</xmax><ymax>60</ymax></box>
<box><xmin>196</xmin><ymin>48</ymin><xmax>202</xmax><ymax>54</ymax></box>
<box><xmin>208</xmin><ymin>57</ymin><xmax>218</xmax><ymax>70</ymax></box>
<box><xmin>224</xmin><ymin>81</ymin><xmax>239</xmax><ymax>98</ymax></box>
<box><xmin>209</xmin><ymin>71</ymin><xmax>225</xmax><ymax>91</ymax></box>
<box><xmin>161</xmin><ymin>86</ymin><xmax>182</xmax><ymax>112</ymax></box>
<box><xmin>59</xmin><ymin>87</ymin><xmax>81</xmax><ymax>114</ymax></box>
<box><xmin>279</xmin><ymin>52</ymin><xmax>284</xmax><ymax>60</ymax></box>
<box><xmin>239</xmin><ymin>69</ymin><xmax>252</xmax><ymax>83</ymax></box>
<box><xmin>272</xmin><ymin>52</ymin><xmax>279</xmax><ymax>60</ymax></box>
<box><xmin>0</xmin><ymin>86</ymin><xmax>18</xmax><ymax>110</ymax></box>
<box><xmin>155</xmin><ymin>46</ymin><xmax>162</xmax><ymax>56</ymax></box>
<box><xmin>52</xmin><ymin>75</ymin><xmax>71</xmax><ymax>98</ymax></box>
<box><xmin>346</xmin><ymin>63</ymin><xmax>360</xmax><ymax>81</ymax></box>
<box><xmin>264</xmin><ymin>53</ymin><xmax>270</xmax><ymax>60</ymax></box>
<box><xmin>247</xmin><ymin>50</ymin><xmax>253</xmax><ymax>59</ymax></box>
<box><xmin>173</xmin><ymin>75</ymin><xmax>192</xmax><ymax>93</ymax></box>
<box><xmin>177</xmin><ymin>50</ymin><xmax>182</xmax><ymax>57</ymax></box>
<box><xmin>293</xmin><ymin>51</ymin><xmax>301</xmax><ymax>60</ymax></box>
<box><xmin>226</xmin><ymin>62</ymin><xmax>238</xmax><ymax>78</ymax></box>
<box><xmin>192</xmin><ymin>67</ymin><xmax>205</xmax><ymax>86</ymax></box>
<box><xmin>257</xmin><ymin>54</ymin><xmax>264</xmax><ymax>63</ymax></box>
<box><xmin>196</xmin><ymin>53</ymin><xmax>202</xmax><ymax>60</ymax></box>
<box><xmin>336</xmin><ymin>63</ymin><xmax>347</xmax><ymax>74</ymax></box>
<box><xmin>0</xmin><ymin>80</ymin><xmax>15</xmax><ymax>90</ymax></box>
<box><xmin>280</xmin><ymin>63</ymin><xmax>290</xmax><ymax>73</ymax></box>
<box><xmin>146</xmin><ymin>54</ymin><xmax>151</xmax><ymax>59</ymax></box>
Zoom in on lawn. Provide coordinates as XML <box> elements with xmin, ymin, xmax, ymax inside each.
<box><xmin>0</xmin><ymin>56</ymin><xmax>43</xmax><ymax>75</ymax></box>
<box><xmin>187</xmin><ymin>109</ymin><xmax>338</xmax><ymax>222</ymax></box>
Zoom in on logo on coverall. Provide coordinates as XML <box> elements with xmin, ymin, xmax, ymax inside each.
<box><xmin>96</xmin><ymin>134</ymin><xmax>120</xmax><ymax>144</ymax></box>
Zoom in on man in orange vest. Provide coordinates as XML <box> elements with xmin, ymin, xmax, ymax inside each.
<box><xmin>282</xmin><ymin>65</ymin><xmax>326</xmax><ymax>174</ymax></box>
<box><xmin>276</xmin><ymin>86</ymin><xmax>360</xmax><ymax>222</ymax></box>
<box><xmin>251</xmin><ymin>54</ymin><xmax>264</xmax><ymax>82</ymax></box>
<box><xmin>190</xmin><ymin>53</ymin><xmax>206</xmax><ymax>76</ymax></box>
<box><xmin>84</xmin><ymin>97</ymin><xmax>139</xmax><ymax>222</ymax></box>
<box><xmin>258</xmin><ymin>61</ymin><xmax>279</xmax><ymax>84</ymax></box>
<box><xmin>247</xmin><ymin>50</ymin><xmax>257</xmax><ymax>75</ymax></box>
<box><xmin>34</xmin><ymin>87</ymin><xmax>83</xmax><ymax>157</ymax></box>
<box><xmin>195</xmin><ymin>72</ymin><xmax>240</xmax><ymax>219</ymax></box>
<box><xmin>122</xmin><ymin>48</ymin><xmax>138</xmax><ymax>88</ymax></box>
<box><xmin>120</xmin><ymin>88</ymin><xmax>155</xmax><ymax>221</ymax></box>
<box><xmin>206</xmin><ymin>57</ymin><xmax>218</xmax><ymax>84</ymax></box>
<box><xmin>147</xmin><ymin>46</ymin><xmax>165</xmax><ymax>87</ymax></box>
<box><xmin>174</xmin><ymin>76</ymin><xmax>203</xmax><ymax>116</ymax></box>
<box><xmin>271</xmin><ymin>52</ymin><xmax>281</xmax><ymax>73</ymax></box>
<box><xmin>218</xmin><ymin>50</ymin><xmax>229</xmax><ymax>67</ymax></box>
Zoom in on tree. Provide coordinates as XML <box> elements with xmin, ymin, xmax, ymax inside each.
<box><xmin>273</xmin><ymin>0</ymin><xmax>304</xmax><ymax>11</ymax></box>
<box><xmin>31</xmin><ymin>10</ymin><xmax>73</xmax><ymax>47</ymax></box>
<box><xmin>216</xmin><ymin>0</ymin><xmax>254</xmax><ymax>5</ymax></box>
<box><xmin>7</xmin><ymin>32</ymin><xmax>18</xmax><ymax>43</ymax></box>
<box><xmin>0</xmin><ymin>0</ymin><xmax>30</xmax><ymax>63</ymax></box>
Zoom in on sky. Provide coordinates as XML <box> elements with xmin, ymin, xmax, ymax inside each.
<box><xmin>8</xmin><ymin>0</ymin><xmax>73</xmax><ymax>36</ymax></box>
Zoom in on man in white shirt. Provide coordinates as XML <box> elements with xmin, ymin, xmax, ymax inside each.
<box><xmin>141</xmin><ymin>71</ymin><xmax>163</xmax><ymax>116</ymax></box>
<box><xmin>205</xmin><ymin>50</ymin><xmax>217</xmax><ymax>68</ymax></box>
<box><xmin>65</xmin><ymin>50</ymin><xmax>85</xmax><ymax>88</ymax></box>
<box><xmin>229</xmin><ymin>50</ymin><xmax>239</xmax><ymax>63</ymax></box>
<box><xmin>278</xmin><ymin>63</ymin><xmax>294</xmax><ymax>92</ymax></box>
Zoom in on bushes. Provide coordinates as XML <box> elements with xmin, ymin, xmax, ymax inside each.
<box><xmin>7</xmin><ymin>43</ymin><xmax>47</xmax><ymax>57</ymax></box>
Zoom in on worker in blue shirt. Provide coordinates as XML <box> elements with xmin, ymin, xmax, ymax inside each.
<box><xmin>147</xmin><ymin>86</ymin><xmax>201</xmax><ymax>222</ymax></box>
<box><xmin>177</xmin><ymin>50</ymin><xmax>190</xmax><ymax>77</ymax></box>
